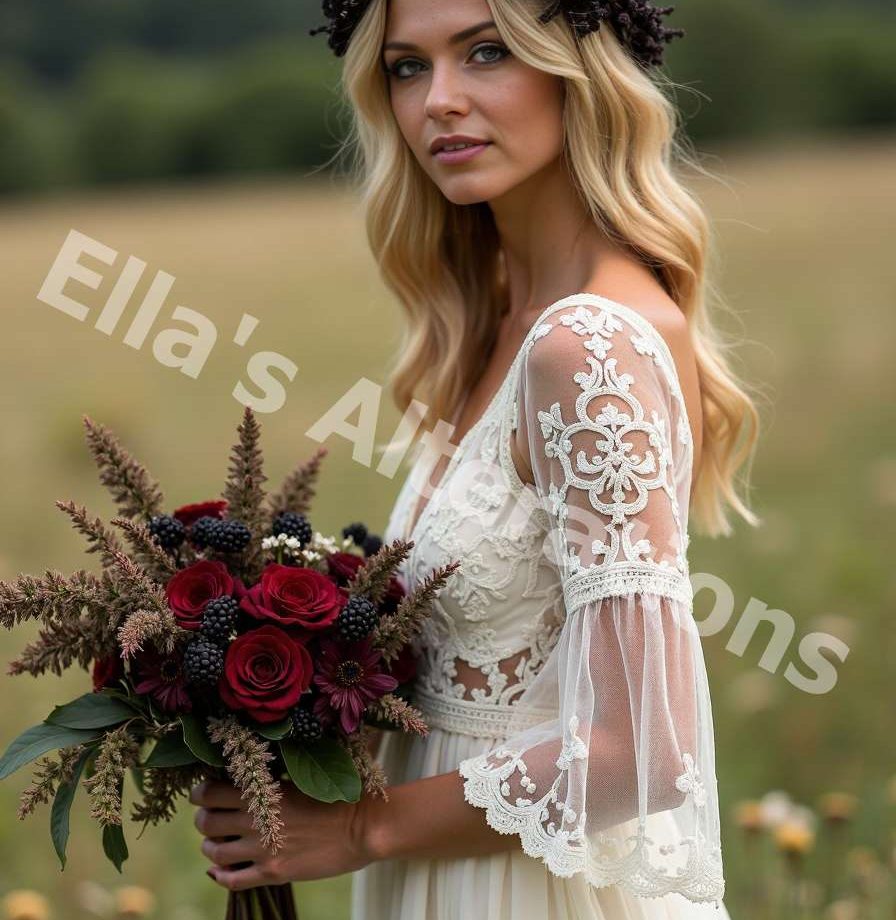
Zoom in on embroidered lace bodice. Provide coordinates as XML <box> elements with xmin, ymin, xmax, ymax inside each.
<box><xmin>382</xmin><ymin>293</ymin><xmax>725</xmax><ymax>907</ymax></box>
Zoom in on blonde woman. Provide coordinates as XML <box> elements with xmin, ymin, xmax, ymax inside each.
<box><xmin>191</xmin><ymin>0</ymin><xmax>760</xmax><ymax>917</ymax></box>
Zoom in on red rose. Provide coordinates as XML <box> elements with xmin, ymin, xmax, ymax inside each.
<box><xmin>172</xmin><ymin>499</ymin><xmax>229</xmax><ymax>528</ymax></box>
<box><xmin>240</xmin><ymin>564</ymin><xmax>344</xmax><ymax>631</ymax></box>
<box><xmin>219</xmin><ymin>625</ymin><xmax>312</xmax><ymax>723</ymax></box>
<box><xmin>92</xmin><ymin>652</ymin><xmax>124</xmax><ymax>692</ymax></box>
<box><xmin>326</xmin><ymin>551</ymin><xmax>364</xmax><ymax>587</ymax></box>
<box><xmin>165</xmin><ymin>560</ymin><xmax>237</xmax><ymax>630</ymax></box>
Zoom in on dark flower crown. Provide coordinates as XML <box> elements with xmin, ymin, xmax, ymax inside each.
<box><xmin>309</xmin><ymin>0</ymin><xmax>685</xmax><ymax>68</ymax></box>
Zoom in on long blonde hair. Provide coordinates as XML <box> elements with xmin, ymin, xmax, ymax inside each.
<box><xmin>331</xmin><ymin>0</ymin><xmax>761</xmax><ymax>539</ymax></box>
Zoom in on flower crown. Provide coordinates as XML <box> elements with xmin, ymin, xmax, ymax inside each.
<box><xmin>309</xmin><ymin>0</ymin><xmax>685</xmax><ymax>68</ymax></box>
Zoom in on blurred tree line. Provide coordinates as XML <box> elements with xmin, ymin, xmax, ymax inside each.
<box><xmin>0</xmin><ymin>0</ymin><xmax>894</xmax><ymax>195</ymax></box>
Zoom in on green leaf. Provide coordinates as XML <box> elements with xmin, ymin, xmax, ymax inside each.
<box><xmin>279</xmin><ymin>737</ymin><xmax>361</xmax><ymax>804</ymax></box>
<box><xmin>180</xmin><ymin>713</ymin><xmax>225</xmax><ymax>767</ymax></box>
<box><xmin>0</xmin><ymin>723</ymin><xmax>102</xmax><ymax>780</ymax></box>
<box><xmin>45</xmin><ymin>692</ymin><xmax>137</xmax><ymax>729</ymax></box>
<box><xmin>143</xmin><ymin>731</ymin><xmax>198</xmax><ymax>768</ymax></box>
<box><xmin>254</xmin><ymin>717</ymin><xmax>293</xmax><ymax>741</ymax></box>
<box><xmin>51</xmin><ymin>745</ymin><xmax>95</xmax><ymax>869</ymax></box>
<box><xmin>102</xmin><ymin>821</ymin><xmax>129</xmax><ymax>872</ymax></box>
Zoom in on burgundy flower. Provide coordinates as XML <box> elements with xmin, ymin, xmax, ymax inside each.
<box><xmin>240</xmin><ymin>564</ymin><xmax>344</xmax><ymax>632</ymax></box>
<box><xmin>131</xmin><ymin>646</ymin><xmax>192</xmax><ymax>713</ymax></box>
<box><xmin>386</xmin><ymin>643</ymin><xmax>418</xmax><ymax>685</ymax></box>
<box><xmin>172</xmin><ymin>499</ymin><xmax>229</xmax><ymax>528</ymax></box>
<box><xmin>92</xmin><ymin>652</ymin><xmax>124</xmax><ymax>692</ymax></box>
<box><xmin>326</xmin><ymin>552</ymin><xmax>405</xmax><ymax>614</ymax></box>
<box><xmin>165</xmin><ymin>560</ymin><xmax>238</xmax><ymax>631</ymax></box>
<box><xmin>382</xmin><ymin>575</ymin><xmax>406</xmax><ymax>615</ymax></box>
<box><xmin>219</xmin><ymin>625</ymin><xmax>313</xmax><ymax>723</ymax></box>
<box><xmin>313</xmin><ymin>637</ymin><xmax>398</xmax><ymax>735</ymax></box>
<box><xmin>326</xmin><ymin>551</ymin><xmax>364</xmax><ymax>587</ymax></box>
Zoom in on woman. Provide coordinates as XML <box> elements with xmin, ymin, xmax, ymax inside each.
<box><xmin>190</xmin><ymin>0</ymin><xmax>761</xmax><ymax>916</ymax></box>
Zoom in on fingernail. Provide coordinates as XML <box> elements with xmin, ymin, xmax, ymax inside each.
<box><xmin>206</xmin><ymin>869</ymin><xmax>216</xmax><ymax>880</ymax></box>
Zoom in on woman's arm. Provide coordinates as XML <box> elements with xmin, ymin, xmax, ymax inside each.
<box><xmin>361</xmin><ymin>768</ymin><xmax>520</xmax><ymax>862</ymax></box>
<box><xmin>191</xmin><ymin>766</ymin><xmax>519</xmax><ymax>891</ymax></box>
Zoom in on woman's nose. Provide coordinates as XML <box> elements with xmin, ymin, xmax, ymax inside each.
<box><xmin>424</xmin><ymin>65</ymin><xmax>472</xmax><ymax>120</ymax></box>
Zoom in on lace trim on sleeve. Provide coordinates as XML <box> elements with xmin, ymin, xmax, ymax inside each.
<box><xmin>458</xmin><ymin>731</ymin><xmax>726</xmax><ymax>904</ymax></box>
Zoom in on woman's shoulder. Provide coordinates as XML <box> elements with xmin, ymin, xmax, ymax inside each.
<box><xmin>522</xmin><ymin>276</ymin><xmax>702</xmax><ymax>469</ymax></box>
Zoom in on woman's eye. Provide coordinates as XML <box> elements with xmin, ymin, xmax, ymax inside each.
<box><xmin>386</xmin><ymin>43</ymin><xmax>510</xmax><ymax>80</ymax></box>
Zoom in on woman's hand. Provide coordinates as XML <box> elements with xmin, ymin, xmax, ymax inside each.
<box><xmin>189</xmin><ymin>778</ymin><xmax>376</xmax><ymax>892</ymax></box>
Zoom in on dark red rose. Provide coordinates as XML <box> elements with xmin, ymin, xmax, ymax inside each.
<box><xmin>92</xmin><ymin>652</ymin><xmax>124</xmax><ymax>692</ymax></box>
<box><xmin>165</xmin><ymin>560</ymin><xmax>237</xmax><ymax>630</ymax></box>
<box><xmin>219</xmin><ymin>625</ymin><xmax>312</xmax><ymax>723</ymax></box>
<box><xmin>386</xmin><ymin>643</ymin><xmax>418</xmax><ymax>685</ymax></box>
<box><xmin>240</xmin><ymin>564</ymin><xmax>344</xmax><ymax>631</ymax></box>
<box><xmin>172</xmin><ymin>499</ymin><xmax>229</xmax><ymax>528</ymax></box>
<box><xmin>326</xmin><ymin>551</ymin><xmax>365</xmax><ymax>587</ymax></box>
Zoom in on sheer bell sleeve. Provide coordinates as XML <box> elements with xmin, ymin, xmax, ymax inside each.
<box><xmin>457</xmin><ymin>302</ymin><xmax>726</xmax><ymax>906</ymax></box>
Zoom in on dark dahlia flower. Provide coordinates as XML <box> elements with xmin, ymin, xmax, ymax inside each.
<box><xmin>131</xmin><ymin>645</ymin><xmax>192</xmax><ymax>713</ymax></box>
<box><xmin>313</xmin><ymin>636</ymin><xmax>398</xmax><ymax>734</ymax></box>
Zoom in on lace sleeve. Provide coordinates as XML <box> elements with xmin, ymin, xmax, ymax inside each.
<box><xmin>458</xmin><ymin>303</ymin><xmax>726</xmax><ymax>906</ymax></box>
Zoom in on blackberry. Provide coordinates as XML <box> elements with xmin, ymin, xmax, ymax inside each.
<box><xmin>336</xmin><ymin>595</ymin><xmax>378</xmax><ymax>641</ymax></box>
<box><xmin>291</xmin><ymin>704</ymin><xmax>323</xmax><ymax>742</ymax></box>
<box><xmin>207</xmin><ymin>519</ymin><xmax>252</xmax><ymax>553</ymax></box>
<box><xmin>271</xmin><ymin>511</ymin><xmax>312</xmax><ymax>546</ymax></box>
<box><xmin>189</xmin><ymin>515</ymin><xmax>219</xmax><ymax>549</ymax></box>
<box><xmin>200</xmin><ymin>596</ymin><xmax>239</xmax><ymax>645</ymax></box>
<box><xmin>341</xmin><ymin>522</ymin><xmax>368</xmax><ymax>546</ymax></box>
<box><xmin>183</xmin><ymin>637</ymin><xmax>225</xmax><ymax>687</ymax></box>
<box><xmin>362</xmin><ymin>534</ymin><xmax>382</xmax><ymax>557</ymax></box>
<box><xmin>148</xmin><ymin>514</ymin><xmax>185</xmax><ymax>551</ymax></box>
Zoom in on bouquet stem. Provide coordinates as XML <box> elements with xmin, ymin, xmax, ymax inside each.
<box><xmin>225</xmin><ymin>883</ymin><xmax>298</xmax><ymax>920</ymax></box>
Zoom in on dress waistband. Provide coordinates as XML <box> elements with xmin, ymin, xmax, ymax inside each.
<box><xmin>412</xmin><ymin>685</ymin><xmax>555</xmax><ymax>739</ymax></box>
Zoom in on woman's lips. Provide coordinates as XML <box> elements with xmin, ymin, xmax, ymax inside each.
<box><xmin>433</xmin><ymin>142</ymin><xmax>491</xmax><ymax>165</ymax></box>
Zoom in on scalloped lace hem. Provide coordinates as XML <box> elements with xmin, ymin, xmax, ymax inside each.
<box><xmin>458</xmin><ymin>757</ymin><xmax>727</xmax><ymax>907</ymax></box>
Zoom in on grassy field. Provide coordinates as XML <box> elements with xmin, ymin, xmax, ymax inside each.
<box><xmin>0</xmin><ymin>130</ymin><xmax>893</xmax><ymax>918</ymax></box>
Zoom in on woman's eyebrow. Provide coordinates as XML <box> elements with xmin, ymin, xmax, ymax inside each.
<box><xmin>383</xmin><ymin>20</ymin><xmax>497</xmax><ymax>52</ymax></box>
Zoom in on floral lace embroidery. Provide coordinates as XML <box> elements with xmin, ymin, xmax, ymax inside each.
<box><xmin>534</xmin><ymin>306</ymin><xmax>690</xmax><ymax>602</ymax></box>
<box><xmin>459</xmin><ymin>744</ymin><xmax>725</xmax><ymax>903</ymax></box>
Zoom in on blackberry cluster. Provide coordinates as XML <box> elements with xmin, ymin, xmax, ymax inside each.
<box><xmin>148</xmin><ymin>514</ymin><xmax>185</xmax><ymax>551</ymax></box>
<box><xmin>362</xmin><ymin>534</ymin><xmax>382</xmax><ymax>557</ymax></box>
<box><xmin>271</xmin><ymin>511</ymin><xmax>313</xmax><ymax>546</ymax></box>
<box><xmin>189</xmin><ymin>516</ymin><xmax>219</xmax><ymax>548</ymax></box>
<box><xmin>190</xmin><ymin>517</ymin><xmax>251</xmax><ymax>552</ymax></box>
<box><xmin>291</xmin><ymin>704</ymin><xmax>323</xmax><ymax>742</ymax></box>
<box><xmin>336</xmin><ymin>595</ymin><xmax>378</xmax><ymax>641</ymax></box>
<box><xmin>342</xmin><ymin>521</ymin><xmax>381</xmax><ymax>556</ymax></box>
<box><xmin>342</xmin><ymin>522</ymin><xmax>368</xmax><ymax>545</ymax></box>
<box><xmin>183</xmin><ymin>637</ymin><xmax>225</xmax><ymax>687</ymax></box>
<box><xmin>200</xmin><ymin>596</ymin><xmax>239</xmax><ymax>645</ymax></box>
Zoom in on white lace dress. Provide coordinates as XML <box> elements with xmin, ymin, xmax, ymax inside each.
<box><xmin>351</xmin><ymin>293</ymin><xmax>732</xmax><ymax>920</ymax></box>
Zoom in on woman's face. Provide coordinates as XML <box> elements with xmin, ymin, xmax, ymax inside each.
<box><xmin>382</xmin><ymin>0</ymin><xmax>566</xmax><ymax>206</ymax></box>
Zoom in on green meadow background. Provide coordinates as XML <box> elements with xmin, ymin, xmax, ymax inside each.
<box><xmin>1</xmin><ymin>2</ymin><xmax>895</xmax><ymax>917</ymax></box>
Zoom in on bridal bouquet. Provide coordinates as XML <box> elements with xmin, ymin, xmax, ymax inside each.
<box><xmin>0</xmin><ymin>407</ymin><xmax>458</xmax><ymax>920</ymax></box>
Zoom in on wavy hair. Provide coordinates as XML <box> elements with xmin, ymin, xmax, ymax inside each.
<box><xmin>329</xmin><ymin>0</ymin><xmax>762</xmax><ymax>538</ymax></box>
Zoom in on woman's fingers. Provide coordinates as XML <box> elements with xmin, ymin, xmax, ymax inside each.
<box><xmin>201</xmin><ymin>835</ymin><xmax>259</xmax><ymax>867</ymax></box>
<box><xmin>189</xmin><ymin>779</ymin><xmax>244</xmax><ymax>808</ymax></box>
<box><xmin>208</xmin><ymin>862</ymin><xmax>273</xmax><ymax>892</ymax></box>
<box><xmin>194</xmin><ymin>805</ymin><xmax>253</xmax><ymax>837</ymax></box>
